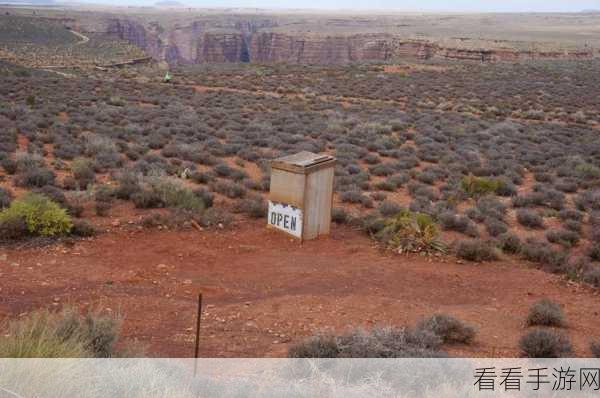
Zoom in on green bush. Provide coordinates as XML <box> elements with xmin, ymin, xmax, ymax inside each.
<box><xmin>0</xmin><ymin>193</ymin><xmax>72</xmax><ymax>237</ymax></box>
<box><xmin>376</xmin><ymin>209</ymin><xmax>446</xmax><ymax>254</ymax></box>
<box><xmin>460</xmin><ymin>175</ymin><xmax>502</xmax><ymax>197</ymax></box>
<box><xmin>152</xmin><ymin>178</ymin><xmax>205</xmax><ymax>212</ymax></box>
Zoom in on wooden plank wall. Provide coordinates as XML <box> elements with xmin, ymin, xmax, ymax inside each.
<box><xmin>303</xmin><ymin>167</ymin><xmax>334</xmax><ymax>240</ymax></box>
<box><xmin>269</xmin><ymin>169</ymin><xmax>305</xmax><ymax>208</ymax></box>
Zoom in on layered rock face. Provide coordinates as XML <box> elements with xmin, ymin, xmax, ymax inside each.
<box><xmin>250</xmin><ymin>33</ymin><xmax>391</xmax><ymax>63</ymax></box>
<box><xmin>86</xmin><ymin>18</ymin><xmax>595</xmax><ymax>65</ymax></box>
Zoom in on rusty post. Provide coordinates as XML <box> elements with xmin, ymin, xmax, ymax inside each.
<box><xmin>193</xmin><ymin>292</ymin><xmax>203</xmax><ymax>377</ymax></box>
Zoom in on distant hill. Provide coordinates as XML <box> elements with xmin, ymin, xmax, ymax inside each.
<box><xmin>154</xmin><ymin>1</ymin><xmax>185</xmax><ymax>6</ymax></box>
<box><xmin>0</xmin><ymin>0</ymin><xmax>55</xmax><ymax>4</ymax></box>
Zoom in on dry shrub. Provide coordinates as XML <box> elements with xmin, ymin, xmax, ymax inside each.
<box><xmin>456</xmin><ymin>240</ymin><xmax>500</xmax><ymax>262</ymax></box>
<box><xmin>498</xmin><ymin>233</ymin><xmax>522</xmax><ymax>254</ymax></box>
<box><xmin>235</xmin><ymin>196</ymin><xmax>268</xmax><ymax>218</ymax></box>
<box><xmin>516</xmin><ymin>209</ymin><xmax>544</xmax><ymax>229</ymax></box>
<box><xmin>526</xmin><ymin>299</ymin><xmax>565</xmax><ymax>327</ymax></box>
<box><xmin>416</xmin><ymin>314</ymin><xmax>476</xmax><ymax>344</ymax></box>
<box><xmin>0</xmin><ymin>308</ymin><xmax>126</xmax><ymax>358</ymax></box>
<box><xmin>546</xmin><ymin>229</ymin><xmax>580</xmax><ymax>248</ymax></box>
<box><xmin>519</xmin><ymin>329</ymin><xmax>572</xmax><ymax>358</ymax></box>
<box><xmin>591</xmin><ymin>341</ymin><xmax>600</xmax><ymax>358</ymax></box>
<box><xmin>331</xmin><ymin>207</ymin><xmax>349</xmax><ymax>224</ymax></box>
<box><xmin>288</xmin><ymin>326</ymin><xmax>446</xmax><ymax>358</ymax></box>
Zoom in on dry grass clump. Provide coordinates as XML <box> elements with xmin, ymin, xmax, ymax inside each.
<box><xmin>0</xmin><ymin>308</ymin><xmax>134</xmax><ymax>358</ymax></box>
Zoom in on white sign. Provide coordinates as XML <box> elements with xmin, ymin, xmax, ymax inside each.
<box><xmin>268</xmin><ymin>201</ymin><xmax>303</xmax><ymax>238</ymax></box>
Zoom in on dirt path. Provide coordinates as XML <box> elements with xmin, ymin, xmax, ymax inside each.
<box><xmin>1</xmin><ymin>218</ymin><xmax>599</xmax><ymax>358</ymax></box>
<box><xmin>69</xmin><ymin>30</ymin><xmax>89</xmax><ymax>45</ymax></box>
<box><xmin>40</xmin><ymin>69</ymin><xmax>75</xmax><ymax>78</ymax></box>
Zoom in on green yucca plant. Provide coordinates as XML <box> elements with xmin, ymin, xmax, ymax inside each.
<box><xmin>376</xmin><ymin>209</ymin><xmax>446</xmax><ymax>254</ymax></box>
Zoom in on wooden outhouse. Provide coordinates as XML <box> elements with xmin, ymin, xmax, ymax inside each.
<box><xmin>268</xmin><ymin>151</ymin><xmax>336</xmax><ymax>241</ymax></box>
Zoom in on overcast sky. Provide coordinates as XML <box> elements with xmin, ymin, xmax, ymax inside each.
<box><xmin>99</xmin><ymin>0</ymin><xmax>600</xmax><ymax>12</ymax></box>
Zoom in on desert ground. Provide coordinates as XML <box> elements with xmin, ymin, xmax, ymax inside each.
<box><xmin>0</xmin><ymin>6</ymin><xmax>600</xmax><ymax>358</ymax></box>
<box><xmin>3</xmin><ymin>209</ymin><xmax>600</xmax><ymax>357</ymax></box>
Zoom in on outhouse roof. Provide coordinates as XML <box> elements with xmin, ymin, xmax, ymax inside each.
<box><xmin>271</xmin><ymin>151</ymin><xmax>336</xmax><ymax>174</ymax></box>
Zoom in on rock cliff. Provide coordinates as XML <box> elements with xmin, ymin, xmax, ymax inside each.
<box><xmin>79</xmin><ymin>17</ymin><xmax>595</xmax><ymax>65</ymax></box>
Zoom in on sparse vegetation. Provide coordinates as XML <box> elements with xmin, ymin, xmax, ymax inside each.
<box><xmin>0</xmin><ymin>308</ymin><xmax>131</xmax><ymax>358</ymax></box>
<box><xmin>498</xmin><ymin>233</ymin><xmax>522</xmax><ymax>254</ymax></box>
<box><xmin>416</xmin><ymin>314</ymin><xmax>476</xmax><ymax>344</ymax></box>
<box><xmin>519</xmin><ymin>329</ymin><xmax>573</xmax><ymax>358</ymax></box>
<box><xmin>289</xmin><ymin>314</ymin><xmax>475</xmax><ymax>358</ymax></box>
<box><xmin>1</xmin><ymin>17</ymin><xmax>600</xmax><ymax>359</ymax></box>
<box><xmin>546</xmin><ymin>229</ymin><xmax>580</xmax><ymax>248</ymax></box>
<box><xmin>516</xmin><ymin>209</ymin><xmax>545</xmax><ymax>229</ymax></box>
<box><xmin>456</xmin><ymin>239</ymin><xmax>500</xmax><ymax>262</ymax></box>
<box><xmin>526</xmin><ymin>299</ymin><xmax>565</xmax><ymax>327</ymax></box>
<box><xmin>288</xmin><ymin>326</ymin><xmax>446</xmax><ymax>358</ymax></box>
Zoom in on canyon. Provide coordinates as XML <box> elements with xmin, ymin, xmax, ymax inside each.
<box><xmin>14</xmin><ymin>11</ymin><xmax>600</xmax><ymax>65</ymax></box>
<box><xmin>98</xmin><ymin>19</ymin><xmax>596</xmax><ymax>64</ymax></box>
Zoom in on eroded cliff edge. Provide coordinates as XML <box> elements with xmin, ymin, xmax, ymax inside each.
<box><xmin>66</xmin><ymin>17</ymin><xmax>595</xmax><ymax>65</ymax></box>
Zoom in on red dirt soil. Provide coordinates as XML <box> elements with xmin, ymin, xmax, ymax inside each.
<box><xmin>1</xmin><ymin>217</ymin><xmax>599</xmax><ymax>358</ymax></box>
